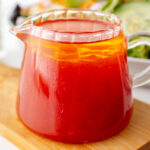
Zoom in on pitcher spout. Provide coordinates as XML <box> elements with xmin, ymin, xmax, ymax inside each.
<box><xmin>11</xmin><ymin>23</ymin><xmax>37</xmax><ymax>42</ymax></box>
<box><xmin>10</xmin><ymin>15</ymin><xmax>43</xmax><ymax>42</ymax></box>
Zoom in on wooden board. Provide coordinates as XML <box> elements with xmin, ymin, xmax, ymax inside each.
<box><xmin>0</xmin><ymin>63</ymin><xmax>150</xmax><ymax>150</ymax></box>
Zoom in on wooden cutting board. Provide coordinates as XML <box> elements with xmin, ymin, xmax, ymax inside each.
<box><xmin>0</xmin><ymin>63</ymin><xmax>150</xmax><ymax>150</ymax></box>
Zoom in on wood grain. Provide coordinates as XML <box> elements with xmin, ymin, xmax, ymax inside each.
<box><xmin>0</xmin><ymin>63</ymin><xmax>150</xmax><ymax>150</ymax></box>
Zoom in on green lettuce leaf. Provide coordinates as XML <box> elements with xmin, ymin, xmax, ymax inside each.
<box><xmin>127</xmin><ymin>45</ymin><xmax>150</xmax><ymax>59</ymax></box>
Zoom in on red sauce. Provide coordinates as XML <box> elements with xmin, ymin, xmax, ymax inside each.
<box><xmin>17</xmin><ymin>19</ymin><xmax>133</xmax><ymax>143</ymax></box>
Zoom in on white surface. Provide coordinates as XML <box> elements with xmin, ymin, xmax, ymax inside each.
<box><xmin>0</xmin><ymin>136</ymin><xmax>19</xmax><ymax>150</ymax></box>
<box><xmin>133</xmin><ymin>86</ymin><xmax>150</xmax><ymax>104</ymax></box>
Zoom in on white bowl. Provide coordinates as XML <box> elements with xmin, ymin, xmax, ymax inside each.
<box><xmin>128</xmin><ymin>57</ymin><xmax>150</xmax><ymax>86</ymax></box>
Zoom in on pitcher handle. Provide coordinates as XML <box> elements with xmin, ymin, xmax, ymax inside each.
<box><xmin>128</xmin><ymin>31</ymin><xmax>150</xmax><ymax>88</ymax></box>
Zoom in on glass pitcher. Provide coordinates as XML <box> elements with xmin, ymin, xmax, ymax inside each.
<box><xmin>11</xmin><ymin>9</ymin><xmax>150</xmax><ymax>143</ymax></box>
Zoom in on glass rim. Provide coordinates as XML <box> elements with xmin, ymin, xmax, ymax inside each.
<box><xmin>11</xmin><ymin>9</ymin><xmax>122</xmax><ymax>43</ymax></box>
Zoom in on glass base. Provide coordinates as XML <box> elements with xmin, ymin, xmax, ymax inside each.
<box><xmin>17</xmin><ymin>108</ymin><xmax>133</xmax><ymax>144</ymax></box>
